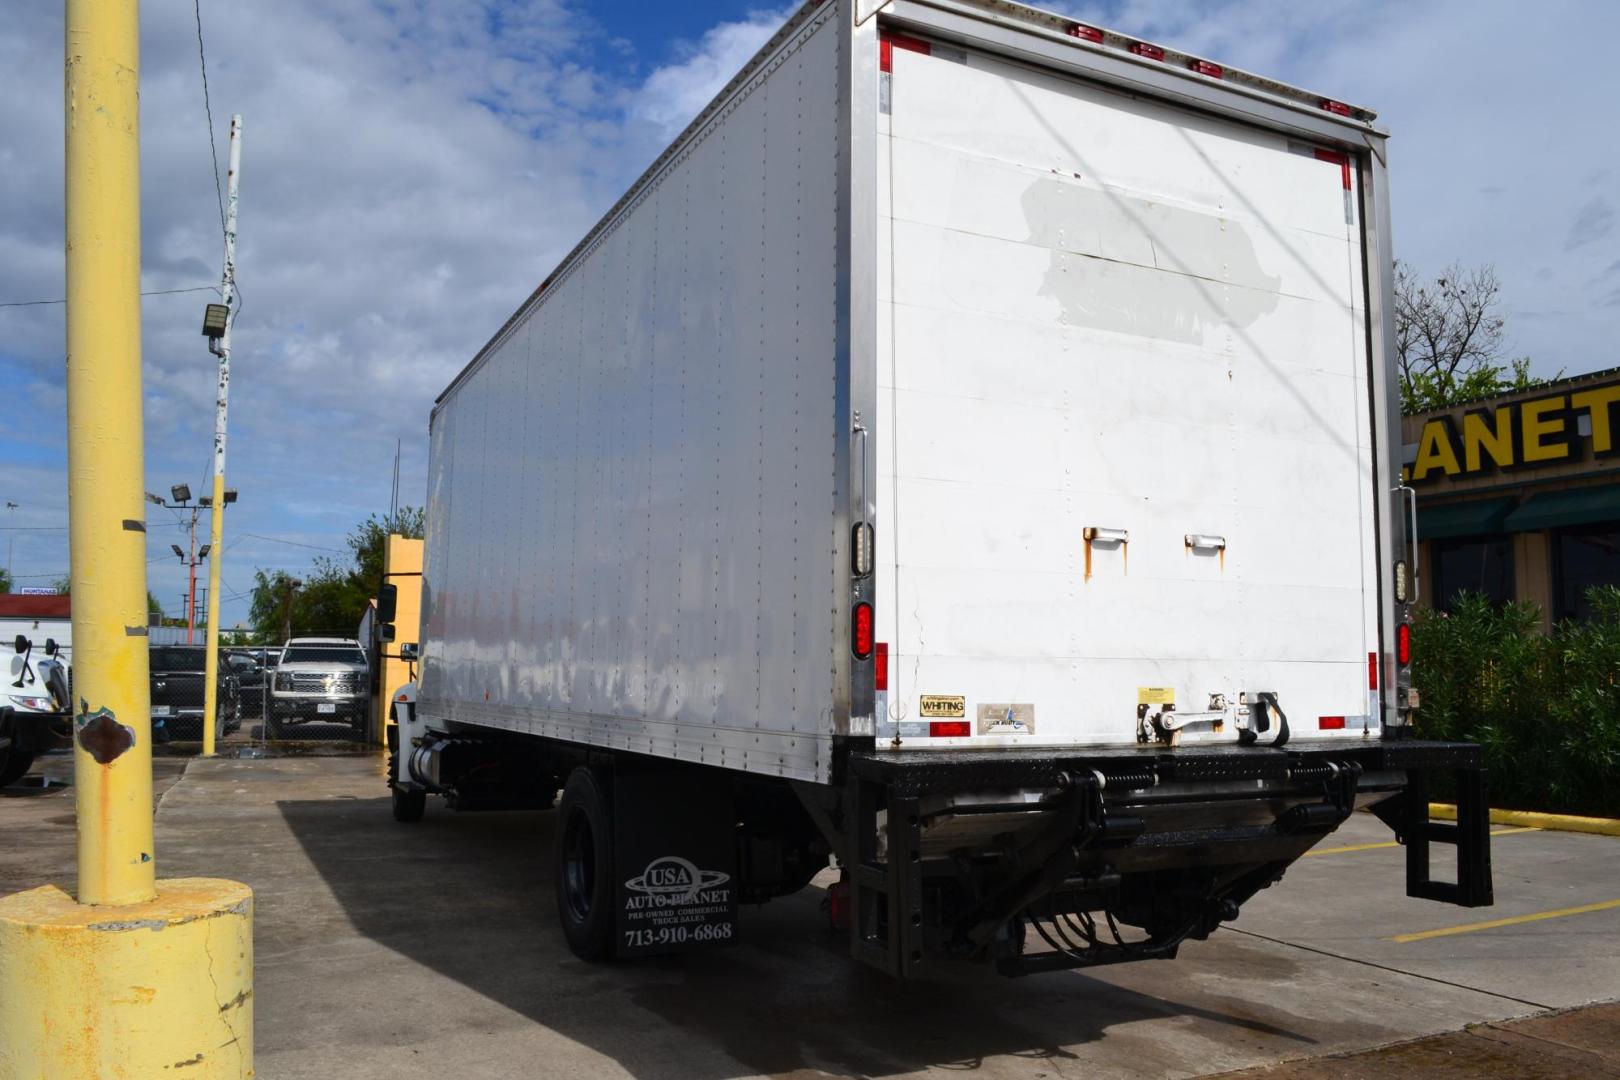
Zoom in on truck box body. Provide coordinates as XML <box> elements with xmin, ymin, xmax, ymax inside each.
<box><xmin>422</xmin><ymin>0</ymin><xmax>1399</xmax><ymax>781</ymax></box>
<box><xmin>407</xmin><ymin>0</ymin><xmax>1494</xmax><ymax>977</ymax></box>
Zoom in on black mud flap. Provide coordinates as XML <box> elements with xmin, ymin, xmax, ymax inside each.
<box><xmin>613</xmin><ymin>763</ymin><xmax>739</xmax><ymax>957</ymax></box>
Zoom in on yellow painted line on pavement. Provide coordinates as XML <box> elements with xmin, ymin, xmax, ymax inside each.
<box><xmin>1305</xmin><ymin>826</ymin><xmax>1538</xmax><ymax>858</ymax></box>
<box><xmin>1430</xmin><ymin>803</ymin><xmax>1620</xmax><ymax>837</ymax></box>
<box><xmin>1390</xmin><ymin>898</ymin><xmax>1620</xmax><ymax>943</ymax></box>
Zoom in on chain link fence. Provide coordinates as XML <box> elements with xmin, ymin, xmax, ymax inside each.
<box><xmin>149</xmin><ymin>641</ymin><xmax>375</xmax><ymax>749</ymax></box>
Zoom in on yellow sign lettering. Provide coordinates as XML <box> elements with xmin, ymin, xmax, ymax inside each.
<box><xmin>1461</xmin><ymin>408</ymin><xmax>1514</xmax><ymax>472</ymax></box>
<box><xmin>1408</xmin><ymin>379</ymin><xmax>1619</xmax><ymax>484</ymax></box>
<box><xmin>1412</xmin><ymin>419</ymin><xmax>1461</xmax><ymax>481</ymax></box>
<box><xmin>1571</xmin><ymin>384</ymin><xmax>1620</xmax><ymax>455</ymax></box>
<box><xmin>1519</xmin><ymin>396</ymin><xmax>1571</xmax><ymax>465</ymax></box>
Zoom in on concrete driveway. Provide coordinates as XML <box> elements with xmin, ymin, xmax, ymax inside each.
<box><xmin>6</xmin><ymin>753</ymin><xmax>1617</xmax><ymax>1078</ymax></box>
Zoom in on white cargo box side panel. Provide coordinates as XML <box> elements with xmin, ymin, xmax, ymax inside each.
<box><xmin>421</xmin><ymin>3</ymin><xmax>844</xmax><ymax>783</ymax></box>
<box><xmin>874</xmin><ymin>37</ymin><xmax>1380</xmax><ymax>748</ymax></box>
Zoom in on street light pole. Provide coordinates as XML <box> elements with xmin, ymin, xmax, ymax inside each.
<box><xmin>200</xmin><ymin>114</ymin><xmax>241</xmax><ymax>759</ymax></box>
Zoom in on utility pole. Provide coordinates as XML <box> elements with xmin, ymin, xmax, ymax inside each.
<box><xmin>0</xmin><ymin>4</ymin><xmax>253</xmax><ymax>1073</ymax></box>
<box><xmin>152</xmin><ymin>486</ymin><xmax>208</xmax><ymax>643</ymax></box>
<box><xmin>4</xmin><ymin>501</ymin><xmax>16</xmax><ymax>587</ymax></box>
<box><xmin>200</xmin><ymin>114</ymin><xmax>241</xmax><ymax>759</ymax></box>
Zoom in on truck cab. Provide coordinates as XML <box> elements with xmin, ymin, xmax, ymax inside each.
<box><xmin>1</xmin><ymin>634</ymin><xmax>72</xmax><ymax>788</ymax></box>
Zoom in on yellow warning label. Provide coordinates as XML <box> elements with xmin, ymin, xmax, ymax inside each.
<box><xmin>1137</xmin><ymin>687</ymin><xmax>1176</xmax><ymax>706</ymax></box>
<box><xmin>919</xmin><ymin>695</ymin><xmax>966</xmax><ymax>718</ymax></box>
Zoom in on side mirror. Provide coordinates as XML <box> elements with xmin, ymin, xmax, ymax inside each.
<box><xmin>13</xmin><ymin>635</ymin><xmax>28</xmax><ymax>654</ymax></box>
<box><xmin>377</xmin><ymin>583</ymin><xmax>398</xmax><ymax>624</ymax></box>
<box><xmin>399</xmin><ymin>642</ymin><xmax>419</xmax><ymax>662</ymax></box>
<box><xmin>380</xmin><ymin>623</ymin><xmax>396</xmax><ymax>643</ymax></box>
<box><xmin>44</xmin><ymin>639</ymin><xmax>58</xmax><ymax>657</ymax></box>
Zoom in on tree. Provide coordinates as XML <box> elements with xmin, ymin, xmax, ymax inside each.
<box><xmin>348</xmin><ymin>508</ymin><xmax>425</xmax><ymax>595</ymax></box>
<box><xmin>1394</xmin><ymin>261</ymin><xmax>1557</xmax><ymax>414</ymax></box>
<box><xmin>246</xmin><ymin>508</ymin><xmax>424</xmax><ymax>643</ymax></box>
<box><xmin>248</xmin><ymin>569</ymin><xmax>303</xmax><ymax>644</ymax></box>
<box><xmin>0</xmin><ymin>568</ymin><xmax>10</xmax><ymax>594</ymax></box>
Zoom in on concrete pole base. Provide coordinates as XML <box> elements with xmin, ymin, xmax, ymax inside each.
<box><xmin>0</xmin><ymin>878</ymin><xmax>253</xmax><ymax>1078</ymax></box>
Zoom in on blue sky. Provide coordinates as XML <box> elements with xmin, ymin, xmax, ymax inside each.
<box><xmin>2</xmin><ymin>0</ymin><xmax>1617</xmax><ymax>627</ymax></box>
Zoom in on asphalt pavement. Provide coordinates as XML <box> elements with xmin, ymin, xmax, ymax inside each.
<box><xmin>4</xmin><ymin>753</ymin><xmax>1617</xmax><ymax>1078</ymax></box>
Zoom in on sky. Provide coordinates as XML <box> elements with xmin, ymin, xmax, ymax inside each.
<box><xmin>2</xmin><ymin>0</ymin><xmax>1617</xmax><ymax>627</ymax></box>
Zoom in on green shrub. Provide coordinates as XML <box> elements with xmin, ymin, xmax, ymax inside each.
<box><xmin>1412</xmin><ymin>586</ymin><xmax>1620</xmax><ymax>817</ymax></box>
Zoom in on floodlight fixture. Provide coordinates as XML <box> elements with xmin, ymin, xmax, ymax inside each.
<box><xmin>201</xmin><ymin>303</ymin><xmax>229</xmax><ymax>339</ymax></box>
<box><xmin>170</xmin><ymin>484</ymin><xmax>191</xmax><ymax>504</ymax></box>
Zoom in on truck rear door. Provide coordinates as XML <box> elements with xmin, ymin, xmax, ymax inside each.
<box><xmin>874</xmin><ymin>35</ymin><xmax>1380</xmax><ymax>748</ymax></box>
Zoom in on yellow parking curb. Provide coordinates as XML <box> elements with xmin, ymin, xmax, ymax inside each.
<box><xmin>1429</xmin><ymin>803</ymin><xmax>1620</xmax><ymax>837</ymax></box>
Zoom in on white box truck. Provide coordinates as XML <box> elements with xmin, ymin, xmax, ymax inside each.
<box><xmin>389</xmin><ymin>0</ymin><xmax>1492</xmax><ymax>976</ymax></box>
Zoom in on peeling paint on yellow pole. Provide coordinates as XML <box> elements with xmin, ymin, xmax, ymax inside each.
<box><xmin>62</xmin><ymin>0</ymin><xmax>155</xmax><ymax>908</ymax></box>
<box><xmin>0</xmin><ymin>3</ymin><xmax>253</xmax><ymax>1075</ymax></box>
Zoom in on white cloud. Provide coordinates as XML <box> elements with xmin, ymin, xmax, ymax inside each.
<box><xmin>0</xmin><ymin>1</ymin><xmax>789</xmax><ymax>621</ymax></box>
<box><xmin>633</xmin><ymin>6</ymin><xmax>796</xmax><ymax>139</ymax></box>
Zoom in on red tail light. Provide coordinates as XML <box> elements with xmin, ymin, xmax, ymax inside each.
<box><xmin>1188</xmin><ymin>60</ymin><xmax>1223</xmax><ymax>78</ymax></box>
<box><xmin>1129</xmin><ymin>42</ymin><xmax>1165</xmax><ymax>61</ymax></box>
<box><xmin>1396</xmin><ymin>623</ymin><xmax>1412</xmax><ymax>666</ymax></box>
<box><xmin>1318</xmin><ymin>716</ymin><xmax>1346</xmax><ymax>730</ymax></box>
<box><xmin>874</xmin><ymin>642</ymin><xmax>889</xmax><ymax>691</ymax></box>
<box><xmin>1067</xmin><ymin>24</ymin><xmax>1103</xmax><ymax>43</ymax></box>
<box><xmin>1368</xmin><ymin>651</ymin><xmax>1379</xmax><ymax>691</ymax></box>
<box><xmin>852</xmin><ymin>602</ymin><xmax>874</xmax><ymax>660</ymax></box>
<box><xmin>1319</xmin><ymin>98</ymin><xmax>1352</xmax><ymax>116</ymax></box>
<box><xmin>930</xmin><ymin>721</ymin><xmax>971</xmax><ymax>737</ymax></box>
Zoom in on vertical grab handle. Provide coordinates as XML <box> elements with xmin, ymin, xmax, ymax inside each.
<box><xmin>852</xmin><ymin>414</ymin><xmax>873</xmax><ymax>577</ymax></box>
<box><xmin>854</xmin><ymin>413</ymin><xmax>869</xmax><ymax>525</ymax></box>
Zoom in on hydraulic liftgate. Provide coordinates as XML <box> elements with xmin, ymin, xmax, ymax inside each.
<box><xmin>842</xmin><ymin>740</ymin><xmax>1491</xmax><ymax>978</ymax></box>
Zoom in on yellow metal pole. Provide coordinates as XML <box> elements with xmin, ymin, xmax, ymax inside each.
<box><xmin>202</xmin><ymin>478</ymin><xmax>223</xmax><ymax>756</ymax></box>
<box><xmin>64</xmin><ymin>0</ymin><xmax>155</xmax><ymax>907</ymax></box>
<box><xmin>0</xmin><ymin>6</ymin><xmax>253</xmax><ymax>1075</ymax></box>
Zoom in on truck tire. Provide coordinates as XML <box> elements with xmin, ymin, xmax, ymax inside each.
<box><xmin>555</xmin><ymin>766</ymin><xmax>615</xmax><ymax>962</ymax></box>
<box><xmin>388</xmin><ymin>748</ymin><xmax>426</xmax><ymax>822</ymax></box>
<box><xmin>0</xmin><ymin>749</ymin><xmax>35</xmax><ymax>789</ymax></box>
<box><xmin>0</xmin><ymin>711</ymin><xmax>34</xmax><ymax>788</ymax></box>
<box><xmin>266</xmin><ymin>707</ymin><xmax>285</xmax><ymax>740</ymax></box>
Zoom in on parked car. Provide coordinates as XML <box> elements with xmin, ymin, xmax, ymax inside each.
<box><xmin>269</xmin><ymin>637</ymin><xmax>370</xmax><ymax>738</ymax></box>
<box><xmin>149</xmin><ymin>645</ymin><xmax>242</xmax><ymax>741</ymax></box>
<box><xmin>224</xmin><ymin>650</ymin><xmax>268</xmax><ymax>715</ymax></box>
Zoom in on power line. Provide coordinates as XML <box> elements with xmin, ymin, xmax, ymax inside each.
<box><xmin>193</xmin><ymin>0</ymin><xmax>227</xmax><ymax>248</ymax></box>
<box><xmin>0</xmin><ymin>285</ymin><xmax>217</xmax><ymax>310</ymax></box>
<box><xmin>238</xmin><ymin>532</ymin><xmax>346</xmax><ymax>554</ymax></box>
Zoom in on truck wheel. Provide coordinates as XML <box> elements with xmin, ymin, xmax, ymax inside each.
<box><xmin>266</xmin><ymin>708</ymin><xmax>285</xmax><ymax>740</ymax></box>
<box><xmin>0</xmin><ymin>749</ymin><xmax>35</xmax><ymax>789</ymax></box>
<box><xmin>392</xmin><ymin>783</ymin><xmax>427</xmax><ymax>822</ymax></box>
<box><xmin>389</xmin><ymin>749</ymin><xmax>426</xmax><ymax>822</ymax></box>
<box><xmin>555</xmin><ymin>766</ymin><xmax>615</xmax><ymax>962</ymax></box>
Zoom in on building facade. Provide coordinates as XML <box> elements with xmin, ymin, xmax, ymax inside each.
<box><xmin>1403</xmin><ymin>368</ymin><xmax>1620</xmax><ymax>629</ymax></box>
